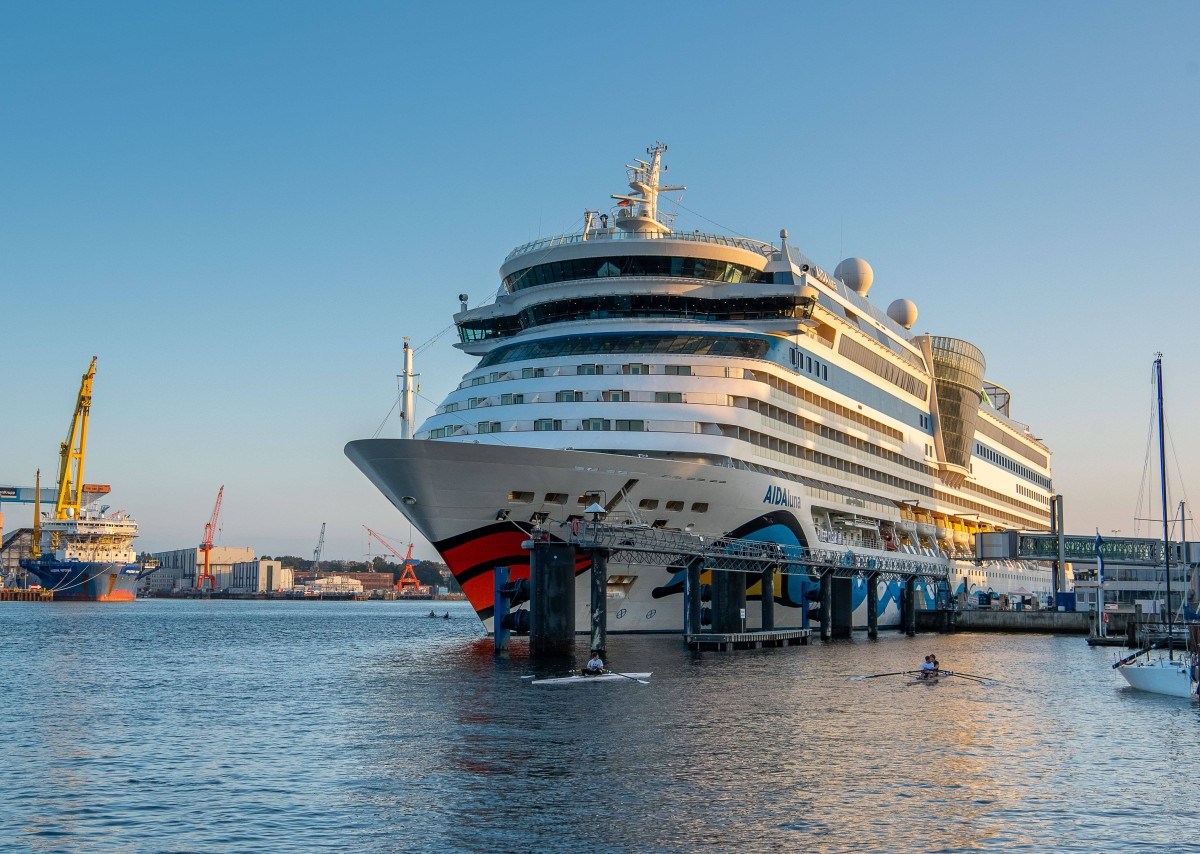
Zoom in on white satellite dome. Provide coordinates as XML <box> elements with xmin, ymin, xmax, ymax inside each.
<box><xmin>887</xmin><ymin>298</ymin><xmax>918</xmax><ymax>330</ymax></box>
<box><xmin>834</xmin><ymin>257</ymin><xmax>873</xmax><ymax>296</ymax></box>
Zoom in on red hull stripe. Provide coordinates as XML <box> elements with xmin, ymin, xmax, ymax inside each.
<box><xmin>437</xmin><ymin>527</ymin><xmax>591</xmax><ymax>617</ymax></box>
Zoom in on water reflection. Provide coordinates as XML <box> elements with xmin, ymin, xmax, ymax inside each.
<box><xmin>3</xmin><ymin>601</ymin><xmax>1199</xmax><ymax>852</ymax></box>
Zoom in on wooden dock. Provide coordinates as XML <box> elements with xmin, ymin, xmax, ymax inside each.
<box><xmin>0</xmin><ymin>588</ymin><xmax>54</xmax><ymax>602</ymax></box>
<box><xmin>685</xmin><ymin>628</ymin><xmax>810</xmax><ymax>651</ymax></box>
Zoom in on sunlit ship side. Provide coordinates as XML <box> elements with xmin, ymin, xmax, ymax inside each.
<box><xmin>347</xmin><ymin>144</ymin><xmax>1055</xmax><ymax>633</ymax></box>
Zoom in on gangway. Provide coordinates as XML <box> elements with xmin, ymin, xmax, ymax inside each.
<box><xmin>567</xmin><ymin>521</ymin><xmax>948</xmax><ymax>582</ymax></box>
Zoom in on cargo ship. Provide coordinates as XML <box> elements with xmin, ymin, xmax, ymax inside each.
<box><xmin>346</xmin><ymin>144</ymin><xmax>1055</xmax><ymax>632</ymax></box>
<box><xmin>20</xmin><ymin>357</ymin><xmax>143</xmax><ymax>602</ymax></box>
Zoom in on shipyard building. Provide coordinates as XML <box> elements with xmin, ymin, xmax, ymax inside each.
<box><xmin>146</xmin><ymin>546</ymin><xmax>255</xmax><ymax>593</ymax></box>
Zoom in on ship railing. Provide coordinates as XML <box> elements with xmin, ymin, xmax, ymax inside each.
<box><xmin>505</xmin><ymin>230</ymin><xmax>775</xmax><ymax>262</ymax></box>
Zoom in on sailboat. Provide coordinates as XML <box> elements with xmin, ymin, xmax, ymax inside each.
<box><xmin>1113</xmin><ymin>354</ymin><xmax>1197</xmax><ymax>698</ymax></box>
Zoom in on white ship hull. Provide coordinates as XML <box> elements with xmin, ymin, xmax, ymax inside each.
<box><xmin>346</xmin><ymin>439</ymin><xmax>1049</xmax><ymax>633</ymax></box>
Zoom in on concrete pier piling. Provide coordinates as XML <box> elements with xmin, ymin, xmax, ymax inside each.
<box><xmin>903</xmin><ymin>577</ymin><xmax>916</xmax><ymax>637</ymax></box>
<box><xmin>684</xmin><ymin>557</ymin><xmax>703</xmax><ymax>637</ymax></box>
<box><xmin>866</xmin><ymin>572</ymin><xmax>879</xmax><ymax>639</ymax></box>
<box><xmin>529</xmin><ymin>541</ymin><xmax>575</xmax><ymax>656</ymax></box>
<box><xmin>493</xmin><ymin>565</ymin><xmax>510</xmax><ymax>653</ymax></box>
<box><xmin>589</xmin><ymin>547</ymin><xmax>608</xmax><ymax>656</ymax></box>
<box><xmin>711</xmin><ymin>565</ymin><xmax>746</xmax><ymax>633</ymax></box>
<box><xmin>820</xmin><ymin>572</ymin><xmax>832</xmax><ymax>641</ymax></box>
<box><xmin>831</xmin><ymin>576</ymin><xmax>852</xmax><ymax>639</ymax></box>
<box><xmin>760</xmin><ymin>564</ymin><xmax>775</xmax><ymax>632</ymax></box>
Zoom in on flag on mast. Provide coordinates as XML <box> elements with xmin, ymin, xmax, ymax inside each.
<box><xmin>1095</xmin><ymin>531</ymin><xmax>1105</xmax><ymax>584</ymax></box>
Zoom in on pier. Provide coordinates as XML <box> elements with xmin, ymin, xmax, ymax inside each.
<box><xmin>0</xmin><ymin>588</ymin><xmax>54</xmax><ymax>602</ymax></box>
<box><xmin>497</xmin><ymin>518</ymin><xmax>954</xmax><ymax>655</ymax></box>
<box><xmin>918</xmin><ymin>608</ymin><xmax>1090</xmax><ymax>634</ymax></box>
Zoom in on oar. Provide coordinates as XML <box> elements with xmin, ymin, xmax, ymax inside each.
<box><xmin>940</xmin><ymin>671</ymin><xmax>997</xmax><ymax>685</ymax></box>
<box><xmin>942</xmin><ymin>670</ymin><xmax>998</xmax><ymax>683</ymax></box>
<box><xmin>849</xmin><ymin>670</ymin><xmax>917</xmax><ymax>681</ymax></box>
<box><xmin>605</xmin><ymin>670</ymin><xmax>650</xmax><ymax>685</ymax></box>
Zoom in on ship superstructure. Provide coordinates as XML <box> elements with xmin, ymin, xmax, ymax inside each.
<box><xmin>347</xmin><ymin>144</ymin><xmax>1054</xmax><ymax>631</ymax></box>
<box><xmin>21</xmin><ymin>358</ymin><xmax>141</xmax><ymax>601</ymax></box>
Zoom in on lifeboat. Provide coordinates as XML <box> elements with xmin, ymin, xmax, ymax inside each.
<box><xmin>896</xmin><ymin>508</ymin><xmax>917</xmax><ymax>535</ymax></box>
<box><xmin>952</xmin><ymin>522</ymin><xmax>970</xmax><ymax>549</ymax></box>
<box><xmin>915</xmin><ymin>511</ymin><xmax>937</xmax><ymax>541</ymax></box>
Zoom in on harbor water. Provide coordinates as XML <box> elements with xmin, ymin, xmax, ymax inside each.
<box><xmin>2</xmin><ymin>600</ymin><xmax>1198</xmax><ymax>853</ymax></box>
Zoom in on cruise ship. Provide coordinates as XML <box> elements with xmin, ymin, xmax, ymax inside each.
<box><xmin>346</xmin><ymin>144</ymin><xmax>1054</xmax><ymax>632</ymax></box>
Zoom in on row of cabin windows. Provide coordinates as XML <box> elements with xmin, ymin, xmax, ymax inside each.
<box><xmin>973</xmin><ymin>441</ymin><xmax>1052</xmax><ymax>490</ymax></box>
<box><xmin>507</xmin><ymin>490</ymin><xmax>710</xmax><ymax>514</ymax></box>
<box><xmin>425</xmin><ymin>421</ymin><xmax>643</xmax><ymax>437</ymax></box>
<box><xmin>455</xmin><ymin>389</ymin><xmax>684</xmax><ymax>409</ymax></box>
<box><xmin>742</xmin><ymin>396</ymin><xmax>932</xmax><ymax>477</ymax></box>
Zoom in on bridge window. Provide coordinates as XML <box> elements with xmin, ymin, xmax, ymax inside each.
<box><xmin>478</xmin><ymin>333</ymin><xmax>771</xmax><ymax>368</ymax></box>
<box><xmin>655</xmin><ymin>392</ymin><xmax>682</xmax><ymax>403</ymax></box>
<box><xmin>615</xmin><ymin>420</ymin><xmax>645</xmax><ymax>431</ymax></box>
<box><xmin>503</xmin><ymin>255</ymin><xmax>769</xmax><ymax>292</ymax></box>
<box><xmin>534</xmin><ymin>419</ymin><xmax>561</xmax><ymax>431</ymax></box>
<box><xmin>582</xmin><ymin>418</ymin><xmax>610</xmax><ymax>431</ymax></box>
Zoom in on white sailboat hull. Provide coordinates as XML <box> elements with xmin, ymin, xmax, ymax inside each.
<box><xmin>1116</xmin><ymin>658</ymin><xmax>1195</xmax><ymax>698</ymax></box>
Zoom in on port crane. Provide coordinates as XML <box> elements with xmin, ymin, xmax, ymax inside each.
<box><xmin>363</xmin><ymin>526</ymin><xmax>425</xmax><ymax>593</ymax></box>
<box><xmin>313</xmin><ymin>522</ymin><xmax>326</xmax><ymax>575</ymax></box>
<box><xmin>197</xmin><ymin>485</ymin><xmax>224</xmax><ymax>590</ymax></box>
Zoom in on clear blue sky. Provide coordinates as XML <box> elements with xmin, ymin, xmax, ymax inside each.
<box><xmin>3</xmin><ymin>1</ymin><xmax>1198</xmax><ymax>561</ymax></box>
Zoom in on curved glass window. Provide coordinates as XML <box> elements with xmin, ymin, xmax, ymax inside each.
<box><xmin>504</xmin><ymin>255</ymin><xmax>768</xmax><ymax>292</ymax></box>
<box><xmin>477</xmin><ymin>334</ymin><xmax>771</xmax><ymax>368</ymax></box>
<box><xmin>458</xmin><ymin>294</ymin><xmax>807</xmax><ymax>343</ymax></box>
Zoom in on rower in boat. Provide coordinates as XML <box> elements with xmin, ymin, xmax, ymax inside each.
<box><xmin>918</xmin><ymin>655</ymin><xmax>939</xmax><ymax>679</ymax></box>
<box><xmin>583</xmin><ymin>652</ymin><xmax>606</xmax><ymax>676</ymax></box>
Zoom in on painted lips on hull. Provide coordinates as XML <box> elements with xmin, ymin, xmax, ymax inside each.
<box><xmin>437</xmin><ymin>522</ymin><xmax>592</xmax><ymax>620</ymax></box>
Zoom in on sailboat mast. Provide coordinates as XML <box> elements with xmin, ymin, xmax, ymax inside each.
<box><xmin>1155</xmin><ymin>353</ymin><xmax>1173</xmax><ymax>658</ymax></box>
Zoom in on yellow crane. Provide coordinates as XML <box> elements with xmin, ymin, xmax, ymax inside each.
<box><xmin>37</xmin><ymin>357</ymin><xmax>96</xmax><ymax>556</ymax></box>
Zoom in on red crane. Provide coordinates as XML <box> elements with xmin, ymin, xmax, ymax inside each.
<box><xmin>363</xmin><ymin>526</ymin><xmax>425</xmax><ymax>593</ymax></box>
<box><xmin>197</xmin><ymin>485</ymin><xmax>224</xmax><ymax>591</ymax></box>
